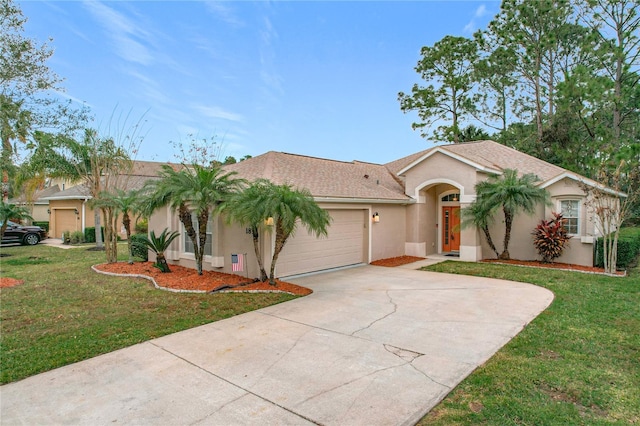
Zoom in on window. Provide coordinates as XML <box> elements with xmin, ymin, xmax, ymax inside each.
<box><xmin>441</xmin><ymin>193</ymin><xmax>460</xmax><ymax>202</ymax></box>
<box><xmin>183</xmin><ymin>213</ymin><xmax>213</xmax><ymax>256</ymax></box>
<box><xmin>560</xmin><ymin>200</ymin><xmax>579</xmax><ymax>235</ymax></box>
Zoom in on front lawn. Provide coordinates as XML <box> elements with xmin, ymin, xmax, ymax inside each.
<box><xmin>0</xmin><ymin>244</ymin><xmax>296</xmax><ymax>384</ymax></box>
<box><xmin>418</xmin><ymin>261</ymin><xmax>640</xmax><ymax>425</ymax></box>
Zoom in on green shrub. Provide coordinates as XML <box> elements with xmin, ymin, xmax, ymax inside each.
<box><xmin>134</xmin><ymin>218</ymin><xmax>148</xmax><ymax>234</ymax></box>
<box><xmin>130</xmin><ymin>234</ymin><xmax>149</xmax><ymax>261</ymax></box>
<box><xmin>595</xmin><ymin>227</ymin><xmax>640</xmax><ymax>269</ymax></box>
<box><xmin>70</xmin><ymin>231</ymin><xmax>85</xmax><ymax>245</ymax></box>
<box><xmin>84</xmin><ymin>227</ymin><xmax>104</xmax><ymax>244</ymax></box>
<box><xmin>62</xmin><ymin>230</ymin><xmax>71</xmax><ymax>244</ymax></box>
<box><xmin>32</xmin><ymin>221</ymin><xmax>49</xmax><ymax>233</ymax></box>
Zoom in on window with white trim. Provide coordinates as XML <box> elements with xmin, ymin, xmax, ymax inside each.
<box><xmin>560</xmin><ymin>200</ymin><xmax>580</xmax><ymax>235</ymax></box>
<box><xmin>183</xmin><ymin>212</ymin><xmax>213</xmax><ymax>256</ymax></box>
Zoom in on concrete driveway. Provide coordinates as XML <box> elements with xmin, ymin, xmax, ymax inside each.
<box><xmin>0</xmin><ymin>265</ymin><xmax>553</xmax><ymax>425</ymax></box>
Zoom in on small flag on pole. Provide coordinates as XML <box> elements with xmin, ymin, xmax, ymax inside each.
<box><xmin>231</xmin><ymin>253</ymin><xmax>244</xmax><ymax>272</ymax></box>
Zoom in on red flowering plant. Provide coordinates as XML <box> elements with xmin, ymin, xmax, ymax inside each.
<box><xmin>532</xmin><ymin>212</ymin><xmax>572</xmax><ymax>263</ymax></box>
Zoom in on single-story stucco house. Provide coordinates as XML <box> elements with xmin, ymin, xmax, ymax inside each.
<box><xmin>149</xmin><ymin>140</ymin><xmax>619</xmax><ymax>279</ymax></box>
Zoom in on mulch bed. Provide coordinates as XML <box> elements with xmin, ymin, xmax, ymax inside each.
<box><xmin>482</xmin><ymin>259</ymin><xmax>626</xmax><ymax>276</ymax></box>
<box><xmin>370</xmin><ymin>256</ymin><xmax>426</xmax><ymax>267</ymax></box>
<box><xmin>93</xmin><ymin>262</ymin><xmax>313</xmax><ymax>295</ymax></box>
<box><xmin>0</xmin><ymin>277</ymin><xmax>24</xmax><ymax>288</ymax></box>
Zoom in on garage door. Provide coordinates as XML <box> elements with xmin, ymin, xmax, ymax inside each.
<box><xmin>55</xmin><ymin>210</ymin><xmax>77</xmax><ymax>239</ymax></box>
<box><xmin>277</xmin><ymin>209</ymin><xmax>365</xmax><ymax>277</ymax></box>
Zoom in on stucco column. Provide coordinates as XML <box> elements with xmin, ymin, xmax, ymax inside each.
<box><xmin>458</xmin><ymin>201</ymin><xmax>481</xmax><ymax>262</ymax></box>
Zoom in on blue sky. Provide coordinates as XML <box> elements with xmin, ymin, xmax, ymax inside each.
<box><xmin>21</xmin><ymin>1</ymin><xmax>497</xmax><ymax>165</ymax></box>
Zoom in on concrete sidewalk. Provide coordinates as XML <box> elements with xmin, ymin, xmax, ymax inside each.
<box><xmin>0</xmin><ymin>265</ymin><xmax>553</xmax><ymax>425</ymax></box>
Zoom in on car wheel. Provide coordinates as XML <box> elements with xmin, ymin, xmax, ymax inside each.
<box><xmin>23</xmin><ymin>233</ymin><xmax>40</xmax><ymax>246</ymax></box>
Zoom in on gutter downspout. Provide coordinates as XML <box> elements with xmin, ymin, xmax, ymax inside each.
<box><xmin>82</xmin><ymin>198</ymin><xmax>88</xmax><ymax>231</ymax></box>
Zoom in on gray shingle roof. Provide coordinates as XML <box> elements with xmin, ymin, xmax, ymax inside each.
<box><xmin>224</xmin><ymin>151</ymin><xmax>410</xmax><ymax>201</ymax></box>
<box><xmin>386</xmin><ymin>140</ymin><xmax>567</xmax><ymax>182</ymax></box>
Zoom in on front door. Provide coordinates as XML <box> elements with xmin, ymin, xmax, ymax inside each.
<box><xmin>442</xmin><ymin>206</ymin><xmax>460</xmax><ymax>252</ymax></box>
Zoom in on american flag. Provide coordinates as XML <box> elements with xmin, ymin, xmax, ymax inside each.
<box><xmin>231</xmin><ymin>253</ymin><xmax>244</xmax><ymax>272</ymax></box>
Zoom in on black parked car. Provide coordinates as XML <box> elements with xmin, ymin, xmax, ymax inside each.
<box><xmin>1</xmin><ymin>221</ymin><xmax>48</xmax><ymax>245</ymax></box>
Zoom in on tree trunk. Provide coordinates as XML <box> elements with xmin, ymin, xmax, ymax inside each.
<box><xmin>156</xmin><ymin>252</ymin><xmax>171</xmax><ymax>273</ymax></box>
<box><xmin>94</xmin><ymin>209</ymin><xmax>104</xmax><ymax>249</ymax></box>
<box><xmin>499</xmin><ymin>208</ymin><xmax>513</xmax><ymax>260</ymax></box>
<box><xmin>251</xmin><ymin>226</ymin><xmax>268</xmax><ymax>281</ymax></box>
<box><xmin>269</xmin><ymin>220</ymin><xmax>289</xmax><ymax>285</ymax></box>
<box><xmin>123</xmin><ymin>212</ymin><xmax>133</xmax><ymax>264</ymax></box>
<box><xmin>481</xmin><ymin>225</ymin><xmax>500</xmax><ymax>258</ymax></box>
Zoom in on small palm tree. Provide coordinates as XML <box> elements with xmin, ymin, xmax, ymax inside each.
<box><xmin>136</xmin><ymin>228</ymin><xmax>180</xmax><ymax>273</ymax></box>
<box><xmin>96</xmin><ymin>189</ymin><xmax>142</xmax><ymax>264</ymax></box>
<box><xmin>0</xmin><ymin>201</ymin><xmax>33</xmax><ymax>239</ymax></box>
<box><xmin>461</xmin><ymin>198</ymin><xmax>500</xmax><ymax>258</ymax></box>
<box><xmin>474</xmin><ymin>169</ymin><xmax>550</xmax><ymax>260</ymax></box>
<box><xmin>145</xmin><ymin>164</ymin><xmax>245</xmax><ymax>275</ymax></box>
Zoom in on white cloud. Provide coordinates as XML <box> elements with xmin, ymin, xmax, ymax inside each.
<box><xmin>204</xmin><ymin>2</ymin><xmax>245</xmax><ymax>27</ymax></box>
<box><xmin>463</xmin><ymin>3</ymin><xmax>489</xmax><ymax>35</ymax></box>
<box><xmin>475</xmin><ymin>4</ymin><xmax>488</xmax><ymax>18</ymax></box>
<box><xmin>193</xmin><ymin>105</ymin><xmax>244</xmax><ymax>122</ymax></box>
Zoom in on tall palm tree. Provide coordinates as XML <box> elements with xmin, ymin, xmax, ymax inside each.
<box><xmin>224</xmin><ymin>179</ymin><xmax>276</xmax><ymax>282</ymax></box>
<box><xmin>145</xmin><ymin>164</ymin><xmax>245</xmax><ymax>275</ymax></box>
<box><xmin>475</xmin><ymin>169</ymin><xmax>550</xmax><ymax>259</ymax></box>
<box><xmin>0</xmin><ymin>201</ymin><xmax>33</xmax><ymax>238</ymax></box>
<box><xmin>226</xmin><ymin>180</ymin><xmax>331</xmax><ymax>284</ymax></box>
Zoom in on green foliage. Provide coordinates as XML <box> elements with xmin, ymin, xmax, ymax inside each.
<box><xmin>129</xmin><ymin>234</ymin><xmax>149</xmax><ymax>261</ymax></box>
<box><xmin>135</xmin><ymin>228</ymin><xmax>179</xmax><ymax>273</ymax></box>
<box><xmin>83</xmin><ymin>226</ymin><xmax>104</xmax><ymax>244</ymax></box>
<box><xmin>61</xmin><ymin>230</ymin><xmax>70</xmax><ymax>244</ymax></box>
<box><xmin>532</xmin><ymin>213</ymin><xmax>572</xmax><ymax>263</ymax></box>
<box><xmin>134</xmin><ymin>218</ymin><xmax>148</xmax><ymax>234</ymax></box>
<box><xmin>595</xmin><ymin>228</ymin><xmax>640</xmax><ymax>269</ymax></box>
<box><xmin>0</xmin><ymin>201</ymin><xmax>33</xmax><ymax>238</ymax></box>
<box><xmin>399</xmin><ymin>35</ymin><xmax>478</xmax><ymax>143</ymax></box>
<box><xmin>32</xmin><ymin>221</ymin><xmax>49</xmax><ymax>232</ymax></box>
<box><xmin>69</xmin><ymin>231</ymin><xmax>84</xmax><ymax>245</ymax></box>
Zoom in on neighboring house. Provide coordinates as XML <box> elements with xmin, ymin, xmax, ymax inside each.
<box><xmin>8</xmin><ymin>184</ymin><xmax>61</xmax><ymax>223</ymax></box>
<box><xmin>41</xmin><ymin>161</ymin><xmax>170</xmax><ymax>239</ymax></box>
<box><xmin>149</xmin><ymin>140</ymin><xmax>620</xmax><ymax>279</ymax></box>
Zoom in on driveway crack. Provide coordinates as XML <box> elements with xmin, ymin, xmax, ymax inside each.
<box><xmin>351</xmin><ymin>290</ymin><xmax>397</xmax><ymax>336</ymax></box>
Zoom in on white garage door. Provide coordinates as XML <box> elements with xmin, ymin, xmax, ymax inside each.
<box><xmin>277</xmin><ymin>209</ymin><xmax>365</xmax><ymax>277</ymax></box>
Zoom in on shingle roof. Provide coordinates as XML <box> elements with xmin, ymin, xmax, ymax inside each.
<box><xmin>386</xmin><ymin>140</ymin><xmax>567</xmax><ymax>182</ymax></box>
<box><xmin>224</xmin><ymin>151</ymin><xmax>410</xmax><ymax>201</ymax></box>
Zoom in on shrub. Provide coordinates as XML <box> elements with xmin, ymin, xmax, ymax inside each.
<box><xmin>32</xmin><ymin>221</ymin><xmax>49</xmax><ymax>233</ymax></box>
<box><xmin>70</xmin><ymin>231</ymin><xmax>85</xmax><ymax>245</ymax></box>
<box><xmin>595</xmin><ymin>227</ymin><xmax>640</xmax><ymax>269</ymax></box>
<box><xmin>134</xmin><ymin>218</ymin><xmax>148</xmax><ymax>234</ymax></box>
<box><xmin>130</xmin><ymin>234</ymin><xmax>149</xmax><ymax>261</ymax></box>
<box><xmin>62</xmin><ymin>230</ymin><xmax>71</xmax><ymax>244</ymax></box>
<box><xmin>84</xmin><ymin>227</ymin><xmax>104</xmax><ymax>244</ymax></box>
<box><xmin>135</xmin><ymin>229</ymin><xmax>179</xmax><ymax>273</ymax></box>
<box><xmin>532</xmin><ymin>212</ymin><xmax>572</xmax><ymax>263</ymax></box>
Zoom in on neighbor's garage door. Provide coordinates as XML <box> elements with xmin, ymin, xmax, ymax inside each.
<box><xmin>277</xmin><ymin>209</ymin><xmax>365</xmax><ymax>277</ymax></box>
<box><xmin>55</xmin><ymin>210</ymin><xmax>77</xmax><ymax>238</ymax></box>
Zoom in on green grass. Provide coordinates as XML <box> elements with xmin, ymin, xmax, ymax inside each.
<box><xmin>418</xmin><ymin>261</ymin><xmax>640</xmax><ymax>425</ymax></box>
<box><xmin>0</xmin><ymin>244</ymin><xmax>297</xmax><ymax>384</ymax></box>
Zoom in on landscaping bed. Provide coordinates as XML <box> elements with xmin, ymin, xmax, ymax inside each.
<box><xmin>94</xmin><ymin>262</ymin><xmax>312</xmax><ymax>295</ymax></box>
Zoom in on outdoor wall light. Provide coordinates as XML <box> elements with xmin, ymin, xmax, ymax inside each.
<box><xmin>372</xmin><ymin>212</ymin><xmax>380</xmax><ymax>223</ymax></box>
<box><xmin>74</xmin><ymin>208</ymin><xmax>79</xmax><ymax>215</ymax></box>
<box><xmin>47</xmin><ymin>208</ymin><xmax>51</xmax><ymax>214</ymax></box>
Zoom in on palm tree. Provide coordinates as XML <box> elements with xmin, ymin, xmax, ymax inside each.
<box><xmin>136</xmin><ymin>229</ymin><xmax>180</xmax><ymax>272</ymax></box>
<box><xmin>461</xmin><ymin>197</ymin><xmax>500</xmax><ymax>258</ymax></box>
<box><xmin>145</xmin><ymin>164</ymin><xmax>245</xmax><ymax>275</ymax></box>
<box><xmin>226</xmin><ymin>180</ymin><xmax>331</xmax><ymax>284</ymax></box>
<box><xmin>224</xmin><ymin>179</ymin><xmax>275</xmax><ymax>282</ymax></box>
<box><xmin>0</xmin><ymin>201</ymin><xmax>33</xmax><ymax>238</ymax></box>
<box><xmin>474</xmin><ymin>169</ymin><xmax>550</xmax><ymax>260</ymax></box>
<box><xmin>95</xmin><ymin>189</ymin><xmax>142</xmax><ymax>264</ymax></box>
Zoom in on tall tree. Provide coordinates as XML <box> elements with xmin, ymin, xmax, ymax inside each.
<box><xmin>488</xmin><ymin>0</ymin><xmax>582</xmax><ymax>152</ymax></box>
<box><xmin>399</xmin><ymin>35</ymin><xmax>478</xmax><ymax>143</ymax></box>
<box><xmin>94</xmin><ymin>188</ymin><xmax>142</xmax><ymax>264</ymax></box>
<box><xmin>145</xmin><ymin>164</ymin><xmax>245</xmax><ymax>275</ymax></box>
<box><xmin>0</xmin><ymin>200</ymin><xmax>32</xmax><ymax>238</ymax></box>
<box><xmin>1</xmin><ymin>0</ymin><xmax>87</xmax><ymax>199</ymax></box>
